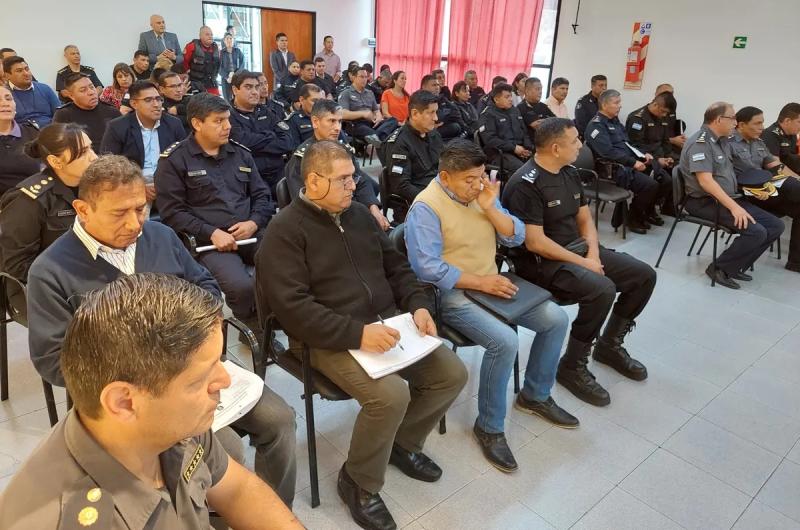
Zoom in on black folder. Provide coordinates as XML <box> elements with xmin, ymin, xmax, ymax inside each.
<box><xmin>464</xmin><ymin>272</ymin><xmax>552</xmax><ymax>322</ymax></box>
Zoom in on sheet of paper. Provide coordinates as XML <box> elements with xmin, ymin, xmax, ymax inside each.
<box><xmin>348</xmin><ymin>313</ymin><xmax>443</xmax><ymax>379</ymax></box>
<box><xmin>212</xmin><ymin>360</ymin><xmax>264</xmax><ymax>432</ymax></box>
<box><xmin>625</xmin><ymin>141</ymin><xmax>646</xmax><ymax>159</ymax></box>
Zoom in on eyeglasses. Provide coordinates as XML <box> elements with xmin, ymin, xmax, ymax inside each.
<box><xmin>315</xmin><ymin>172</ymin><xmax>360</xmax><ymax>187</ymax></box>
<box><xmin>163</xmin><ymin>83</ymin><xmax>183</xmax><ymax>90</ymax></box>
<box><xmin>721</xmin><ymin>115</ymin><xmax>737</xmax><ymax>121</ymax></box>
<box><xmin>134</xmin><ymin>96</ymin><xmax>164</xmax><ymax>104</ymax></box>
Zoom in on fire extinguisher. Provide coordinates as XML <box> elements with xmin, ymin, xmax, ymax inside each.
<box><xmin>625</xmin><ymin>40</ymin><xmax>642</xmax><ymax>83</ymax></box>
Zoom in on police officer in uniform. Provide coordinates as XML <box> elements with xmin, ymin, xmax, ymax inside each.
<box><xmin>477</xmin><ymin>83</ymin><xmax>532</xmax><ymax>174</ymax></box>
<box><xmin>155</xmin><ymin>93</ymin><xmax>274</xmax><ymax>332</ymax></box>
<box><xmin>284</xmin><ymin>99</ymin><xmax>389</xmax><ymax>229</ymax></box>
<box><xmin>730</xmin><ymin>106</ymin><xmax>800</xmax><ymax>273</ymax></box>
<box><xmin>421</xmin><ymin>74</ymin><xmax>467</xmax><ymax>141</ymax></box>
<box><xmin>55</xmin><ymin>45</ymin><xmax>103</xmax><ymax>103</ymax></box>
<box><xmin>502</xmin><ymin>118</ymin><xmax>655</xmax><ymax>407</ymax></box>
<box><xmin>584</xmin><ymin>89</ymin><xmax>660</xmax><ymax>233</ymax></box>
<box><xmin>679</xmin><ymin>102</ymin><xmax>784</xmax><ymax>289</ymax></box>
<box><xmin>762</xmin><ymin>102</ymin><xmax>800</xmax><ymax>175</ymax></box>
<box><xmin>574</xmin><ymin>74</ymin><xmax>606</xmax><ymax>139</ymax></box>
<box><xmin>0</xmin><ymin>123</ymin><xmax>97</xmax><ymax>322</ymax></box>
<box><xmin>183</xmin><ymin>26</ymin><xmax>221</xmax><ymax>95</ymax></box>
<box><xmin>381</xmin><ymin>90</ymin><xmax>444</xmax><ymax>219</ymax></box>
<box><xmin>517</xmin><ymin>77</ymin><xmax>555</xmax><ymax>146</ymax></box>
<box><xmin>229</xmin><ymin>70</ymin><xmax>295</xmax><ymax>200</ymax></box>
<box><xmin>0</xmin><ymin>274</ymin><xmax>302</xmax><ymax>530</ymax></box>
<box><xmin>286</xmin><ymin>83</ymin><xmax>325</xmax><ymax>149</ymax></box>
<box><xmin>476</xmin><ymin>76</ymin><xmax>507</xmax><ymax>114</ymax></box>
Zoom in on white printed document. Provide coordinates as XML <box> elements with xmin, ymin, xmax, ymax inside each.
<box><xmin>212</xmin><ymin>360</ymin><xmax>264</xmax><ymax>432</ymax></box>
<box><xmin>348</xmin><ymin>313</ymin><xmax>443</xmax><ymax>379</ymax></box>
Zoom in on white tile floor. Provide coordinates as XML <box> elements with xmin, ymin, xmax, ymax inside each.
<box><xmin>1</xmin><ymin>186</ymin><xmax>799</xmax><ymax>529</ymax></box>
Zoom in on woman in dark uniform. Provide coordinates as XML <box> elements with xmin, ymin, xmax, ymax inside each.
<box><xmin>0</xmin><ymin>122</ymin><xmax>97</xmax><ymax>321</ymax></box>
<box><xmin>0</xmin><ymin>85</ymin><xmax>41</xmax><ymax>195</ymax></box>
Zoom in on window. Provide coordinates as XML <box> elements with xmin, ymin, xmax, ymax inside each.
<box><xmin>202</xmin><ymin>2</ymin><xmax>263</xmax><ymax>73</ymax></box>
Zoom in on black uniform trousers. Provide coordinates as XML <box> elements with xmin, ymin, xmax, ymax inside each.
<box><xmin>615</xmin><ymin>167</ymin><xmax>659</xmax><ymax>218</ymax></box>
<box><xmin>685</xmin><ymin>197</ymin><xmax>784</xmax><ymax>275</ymax></box>
<box><xmin>196</xmin><ymin>239</ymin><xmax>259</xmax><ymax>320</ymax></box>
<box><xmin>516</xmin><ymin>247</ymin><xmax>656</xmax><ymax>344</ymax></box>
<box><xmin>746</xmin><ymin>177</ymin><xmax>800</xmax><ymax>266</ymax></box>
<box><xmin>345</xmin><ymin>118</ymin><xmax>399</xmax><ymax>141</ymax></box>
<box><xmin>492</xmin><ymin>152</ymin><xmax>527</xmax><ymax>175</ymax></box>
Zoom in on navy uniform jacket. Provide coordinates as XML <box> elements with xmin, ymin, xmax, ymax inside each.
<box><xmin>27</xmin><ymin>221</ymin><xmax>220</xmax><ymax>386</ymax></box>
<box><xmin>0</xmin><ymin>120</ymin><xmax>41</xmax><ymax>194</ymax></box>
<box><xmin>55</xmin><ymin>65</ymin><xmax>103</xmax><ymax>103</ymax></box>
<box><xmin>154</xmin><ymin>136</ymin><xmax>274</xmax><ymax>243</ymax></box>
<box><xmin>478</xmin><ymin>103</ymin><xmax>531</xmax><ymax>155</ymax></box>
<box><xmin>625</xmin><ymin>104</ymin><xmax>673</xmax><ymax>158</ymax></box>
<box><xmin>229</xmin><ymin>103</ymin><xmax>294</xmax><ymax>183</ymax></box>
<box><xmin>285</xmin><ymin>110</ymin><xmax>315</xmax><ymax>150</ymax></box>
<box><xmin>381</xmin><ymin>123</ymin><xmax>445</xmax><ymax>203</ymax></box>
<box><xmin>284</xmin><ymin>136</ymin><xmax>379</xmax><ymax>207</ymax></box>
<box><xmin>273</xmin><ymin>75</ymin><xmax>300</xmax><ymax>110</ymax></box>
<box><xmin>99</xmin><ymin>112</ymin><xmax>187</xmax><ymax>169</ymax></box>
<box><xmin>517</xmin><ymin>99</ymin><xmax>555</xmax><ymax>144</ymax></box>
<box><xmin>574</xmin><ymin>92</ymin><xmax>599</xmax><ymax>138</ymax></box>
<box><xmin>436</xmin><ymin>95</ymin><xmax>465</xmax><ymax>132</ymax></box>
<box><xmin>761</xmin><ymin>121</ymin><xmax>800</xmax><ymax>174</ymax></box>
<box><xmin>585</xmin><ymin>113</ymin><xmax>639</xmax><ymax>166</ymax></box>
<box><xmin>163</xmin><ymin>95</ymin><xmax>192</xmax><ymax>134</ymax></box>
<box><xmin>468</xmin><ymin>86</ymin><xmax>486</xmax><ymax>106</ymax></box>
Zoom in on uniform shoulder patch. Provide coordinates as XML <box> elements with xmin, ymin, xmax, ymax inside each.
<box><xmin>160</xmin><ymin>141</ymin><xmax>181</xmax><ymax>158</ymax></box>
<box><xmin>277</xmin><ymin>121</ymin><xmax>290</xmax><ymax>131</ymax></box>
<box><xmin>16</xmin><ymin>173</ymin><xmax>56</xmax><ymax>200</ymax></box>
<box><xmin>229</xmin><ymin>139</ymin><xmax>251</xmax><ymax>152</ymax></box>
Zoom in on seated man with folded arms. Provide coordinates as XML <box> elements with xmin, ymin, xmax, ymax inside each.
<box><xmin>762</xmin><ymin>102</ymin><xmax>800</xmax><ymax>175</ymax></box>
<box><xmin>2</xmin><ymin>273</ymin><xmax>301</xmax><ymax>529</ymax></box>
<box><xmin>405</xmin><ymin>139</ymin><xmax>576</xmax><ymax>473</ymax></box>
<box><xmin>729</xmin><ymin>105</ymin><xmax>800</xmax><ymax>273</ymax></box>
<box><xmin>53</xmin><ymin>72</ymin><xmax>120</xmax><ymax>147</ymax></box>
<box><xmin>26</xmin><ymin>155</ymin><xmax>298</xmax><ymax>508</ymax></box>
<box><xmin>680</xmin><ymin>102</ymin><xmax>784</xmax><ymax>289</ymax></box>
<box><xmin>258</xmin><ymin>140</ymin><xmax>467</xmax><ymax>530</ymax></box>
<box><xmin>478</xmin><ymin>83</ymin><xmax>532</xmax><ymax>174</ymax></box>
<box><xmin>503</xmin><ymin>118</ymin><xmax>655</xmax><ymax>406</ymax></box>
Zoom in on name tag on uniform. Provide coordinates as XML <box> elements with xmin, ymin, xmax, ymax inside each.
<box><xmin>392</xmin><ymin>165</ymin><xmax>403</xmax><ymax>174</ymax></box>
<box><xmin>187</xmin><ymin>169</ymin><xmax>207</xmax><ymax>177</ymax></box>
<box><xmin>608</xmin><ymin>126</ymin><xmax>615</xmax><ymax>130</ymax></box>
<box><xmin>499</xmin><ymin>118</ymin><xmax>507</xmax><ymax>122</ymax></box>
<box><xmin>781</xmin><ymin>143</ymin><xmax>790</xmax><ymax>147</ymax></box>
<box><xmin>692</xmin><ymin>153</ymin><xmax>705</xmax><ymax>161</ymax></box>
<box><xmin>631</xmin><ymin>122</ymin><xmax>643</xmax><ymax>130</ymax></box>
<box><xmin>300</xmin><ymin>124</ymin><xmax>312</xmax><ymax>129</ymax></box>
<box><xmin>57</xmin><ymin>209</ymin><xmax>76</xmax><ymax>217</ymax></box>
<box><xmin>547</xmin><ymin>200</ymin><xmax>561</xmax><ymax>207</ymax></box>
<box><xmin>392</xmin><ymin>154</ymin><xmax>407</xmax><ymax>160</ymax></box>
<box><xmin>257</xmin><ymin>115</ymin><xmax>268</xmax><ymax>120</ymax></box>
<box><xmin>238</xmin><ymin>166</ymin><xmax>251</xmax><ymax>173</ymax></box>
<box><xmin>590</xmin><ymin>129</ymin><xmax>600</xmax><ymax>139</ymax></box>
<box><xmin>573</xmin><ymin>193</ymin><xmax>581</xmax><ymax>199</ymax></box>
<box><xmin>717</xmin><ymin>155</ymin><xmax>724</xmax><ymax>160</ymax></box>
<box><xmin>350</xmin><ymin>95</ymin><xmax>359</xmax><ymax>100</ymax></box>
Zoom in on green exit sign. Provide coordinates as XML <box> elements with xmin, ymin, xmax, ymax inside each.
<box><xmin>733</xmin><ymin>36</ymin><xmax>748</xmax><ymax>49</ymax></box>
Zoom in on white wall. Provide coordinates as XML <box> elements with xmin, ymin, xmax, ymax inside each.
<box><xmin>0</xmin><ymin>0</ymin><xmax>374</xmax><ymax>88</ymax></box>
<box><xmin>551</xmin><ymin>0</ymin><xmax>800</xmax><ymax>132</ymax></box>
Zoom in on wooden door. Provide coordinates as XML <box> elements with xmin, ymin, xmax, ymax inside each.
<box><xmin>261</xmin><ymin>8</ymin><xmax>315</xmax><ymax>93</ymax></box>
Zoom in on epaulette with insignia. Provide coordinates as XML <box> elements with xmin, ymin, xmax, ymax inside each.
<box><xmin>696</xmin><ymin>132</ymin><xmax>706</xmax><ymax>143</ymax></box>
<box><xmin>160</xmin><ymin>141</ymin><xmax>181</xmax><ymax>158</ymax></box>
<box><xmin>16</xmin><ymin>173</ymin><xmax>55</xmax><ymax>200</ymax></box>
<box><xmin>633</xmin><ymin>109</ymin><xmax>644</xmax><ymax>118</ymax></box>
<box><xmin>23</xmin><ymin>119</ymin><xmax>40</xmax><ymax>130</ymax></box>
<box><xmin>229</xmin><ymin>139</ymin><xmax>251</xmax><ymax>152</ymax></box>
<box><xmin>293</xmin><ymin>145</ymin><xmax>308</xmax><ymax>158</ymax></box>
<box><xmin>520</xmin><ymin>167</ymin><xmax>538</xmax><ymax>184</ymax></box>
<box><xmin>83</xmin><ymin>65</ymin><xmax>95</xmax><ymax>71</ymax></box>
<box><xmin>60</xmin><ymin>476</ymin><xmax>114</xmax><ymax>530</ymax></box>
<box><xmin>386</xmin><ymin>128</ymin><xmax>401</xmax><ymax>144</ymax></box>
<box><xmin>590</xmin><ymin>115</ymin><xmax>600</xmax><ymax>122</ymax></box>
<box><xmin>772</xmin><ymin>127</ymin><xmax>782</xmax><ymax>135</ymax></box>
<box><xmin>57</xmin><ymin>102</ymin><xmax>74</xmax><ymax>110</ymax></box>
<box><xmin>339</xmin><ymin>140</ymin><xmax>356</xmax><ymax>154</ymax></box>
<box><xmin>57</xmin><ymin>66</ymin><xmax>69</xmax><ymax>73</ymax></box>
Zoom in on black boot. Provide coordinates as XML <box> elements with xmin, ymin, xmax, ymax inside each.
<box><xmin>626</xmin><ymin>211</ymin><xmax>649</xmax><ymax>234</ymax></box>
<box><xmin>593</xmin><ymin>315</ymin><xmax>648</xmax><ymax>381</ymax></box>
<box><xmin>556</xmin><ymin>337</ymin><xmax>611</xmax><ymax>406</ymax></box>
<box><xmin>337</xmin><ymin>465</ymin><xmax>397</xmax><ymax>530</ymax></box>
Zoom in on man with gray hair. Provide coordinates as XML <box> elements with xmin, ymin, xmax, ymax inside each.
<box><xmin>183</xmin><ymin>26</ymin><xmax>221</xmax><ymax>95</ymax></box>
<box><xmin>2</xmin><ymin>273</ymin><xmax>302</xmax><ymax>529</ymax></box>
<box><xmin>584</xmin><ymin>88</ymin><xmax>662</xmax><ymax>234</ymax></box>
<box><xmin>27</xmin><ymin>154</ymin><xmax>299</xmax><ymax>507</ymax></box>
<box><xmin>679</xmin><ymin>102</ymin><xmax>784</xmax><ymax>289</ymax></box>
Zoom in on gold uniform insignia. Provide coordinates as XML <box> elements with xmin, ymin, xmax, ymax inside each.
<box><xmin>183</xmin><ymin>444</ymin><xmax>205</xmax><ymax>482</ymax></box>
<box><xmin>77</xmin><ymin>506</ymin><xmax>98</xmax><ymax>526</ymax></box>
<box><xmin>86</xmin><ymin>488</ymin><xmax>102</xmax><ymax>502</ymax></box>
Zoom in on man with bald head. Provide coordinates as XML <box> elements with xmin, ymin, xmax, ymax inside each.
<box><xmin>138</xmin><ymin>14</ymin><xmax>183</xmax><ymax>66</ymax></box>
<box><xmin>679</xmin><ymin>102</ymin><xmax>784</xmax><ymax>289</ymax></box>
<box><xmin>183</xmin><ymin>26</ymin><xmax>221</xmax><ymax>95</ymax></box>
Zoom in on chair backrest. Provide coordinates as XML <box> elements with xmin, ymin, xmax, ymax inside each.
<box><xmin>0</xmin><ymin>272</ymin><xmax>27</xmax><ymax>327</ymax></box>
<box><xmin>379</xmin><ymin>166</ymin><xmax>391</xmax><ymax>213</ymax></box>
<box><xmin>672</xmin><ymin>165</ymin><xmax>687</xmax><ymax>211</ymax></box>
<box><xmin>276</xmin><ymin>178</ymin><xmax>291</xmax><ymax>209</ymax></box>
<box><xmin>389</xmin><ymin>223</ymin><xmax>407</xmax><ymax>257</ymax></box>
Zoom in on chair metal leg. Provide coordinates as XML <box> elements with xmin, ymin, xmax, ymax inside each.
<box><xmin>300</xmin><ymin>346</ymin><xmax>321</xmax><ymax>508</ymax></box>
<box><xmin>621</xmin><ymin>202</ymin><xmax>628</xmax><ymax>239</ymax></box>
<box><xmin>0</xmin><ymin>319</ymin><xmax>7</xmax><ymax>401</ymax></box>
<box><xmin>513</xmin><ymin>353</ymin><xmax>520</xmax><ymax>394</ymax></box>
<box><xmin>711</xmin><ymin>228</ymin><xmax>718</xmax><ymax>287</ymax></box>
<box><xmin>778</xmin><ymin>238</ymin><xmax>782</xmax><ymax>260</ymax></box>
<box><xmin>655</xmin><ymin>217</ymin><xmax>681</xmax><ymax>268</ymax></box>
<box><xmin>687</xmin><ymin>225</ymin><xmax>703</xmax><ymax>256</ymax></box>
<box><xmin>696</xmin><ymin>227</ymin><xmax>712</xmax><ymax>255</ymax></box>
<box><xmin>42</xmin><ymin>380</ymin><xmax>58</xmax><ymax>427</ymax></box>
<box><xmin>725</xmin><ymin>232</ymin><xmax>733</xmax><ymax>245</ymax></box>
<box><xmin>438</xmin><ymin>415</ymin><xmax>447</xmax><ymax>434</ymax></box>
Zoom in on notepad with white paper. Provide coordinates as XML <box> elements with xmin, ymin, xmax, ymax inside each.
<box><xmin>348</xmin><ymin>313</ymin><xmax>443</xmax><ymax>379</ymax></box>
<box><xmin>212</xmin><ymin>360</ymin><xmax>264</xmax><ymax>432</ymax></box>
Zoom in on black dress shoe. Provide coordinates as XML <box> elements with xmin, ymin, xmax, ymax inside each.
<box><xmin>626</xmin><ymin>217</ymin><xmax>649</xmax><ymax>234</ymax></box>
<box><xmin>786</xmin><ymin>261</ymin><xmax>800</xmax><ymax>273</ymax></box>
<box><xmin>730</xmin><ymin>271</ymin><xmax>753</xmax><ymax>281</ymax></box>
<box><xmin>473</xmin><ymin>422</ymin><xmax>518</xmax><ymax>472</ymax></box>
<box><xmin>388</xmin><ymin>444</ymin><xmax>442</xmax><ymax>482</ymax></box>
<box><xmin>556</xmin><ymin>360</ymin><xmax>611</xmax><ymax>406</ymax></box>
<box><xmin>705</xmin><ymin>265</ymin><xmax>740</xmax><ymax>290</ymax></box>
<box><xmin>514</xmin><ymin>394</ymin><xmax>579</xmax><ymax>428</ymax></box>
<box><xmin>646</xmin><ymin>213</ymin><xmax>665</xmax><ymax>226</ymax></box>
<box><xmin>337</xmin><ymin>465</ymin><xmax>397</xmax><ymax>530</ymax></box>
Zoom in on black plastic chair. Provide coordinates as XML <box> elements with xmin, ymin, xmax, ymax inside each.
<box><xmin>573</xmin><ymin>145</ymin><xmax>633</xmax><ymax>238</ymax></box>
<box><xmin>389</xmin><ymin>224</ymin><xmax>520</xmax><ymax>435</ymax></box>
<box><xmin>275</xmin><ymin>177</ymin><xmax>292</xmax><ymax>209</ymax></box>
<box><xmin>655</xmin><ymin>167</ymin><xmax>738</xmax><ymax>286</ymax></box>
<box><xmin>378</xmin><ymin>166</ymin><xmax>411</xmax><ymax>224</ymax></box>
<box><xmin>254</xmin><ymin>276</ymin><xmax>350</xmax><ymax>509</ymax></box>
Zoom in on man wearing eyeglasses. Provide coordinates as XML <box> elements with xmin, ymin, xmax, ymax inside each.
<box><xmin>157</xmin><ymin>71</ymin><xmax>192</xmax><ymax>134</ymax></box>
<box><xmin>679</xmin><ymin>102</ymin><xmax>784</xmax><ymax>289</ymax></box>
<box><xmin>101</xmin><ymin>80</ymin><xmax>186</xmax><ymax>214</ymax></box>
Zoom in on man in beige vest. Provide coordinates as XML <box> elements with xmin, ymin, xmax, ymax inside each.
<box><xmin>405</xmin><ymin>139</ymin><xmax>577</xmax><ymax>474</ymax></box>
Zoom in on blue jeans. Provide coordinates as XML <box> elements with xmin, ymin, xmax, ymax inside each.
<box><xmin>441</xmin><ymin>289</ymin><xmax>569</xmax><ymax>433</ymax></box>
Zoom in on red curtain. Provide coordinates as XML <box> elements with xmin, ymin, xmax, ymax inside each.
<box><xmin>447</xmin><ymin>0</ymin><xmax>544</xmax><ymax>89</ymax></box>
<box><xmin>376</xmin><ymin>0</ymin><xmax>446</xmax><ymax>91</ymax></box>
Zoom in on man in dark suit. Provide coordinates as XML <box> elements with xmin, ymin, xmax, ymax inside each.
<box><xmin>100</xmin><ymin>80</ymin><xmax>186</xmax><ymax>211</ymax></box>
<box><xmin>138</xmin><ymin>14</ymin><xmax>183</xmax><ymax>66</ymax></box>
<box><xmin>268</xmin><ymin>32</ymin><xmax>296</xmax><ymax>88</ymax></box>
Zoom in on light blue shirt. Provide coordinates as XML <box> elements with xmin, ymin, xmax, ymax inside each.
<box><xmin>404</xmin><ymin>178</ymin><xmax>525</xmax><ymax>290</ymax></box>
<box><xmin>138</xmin><ymin>115</ymin><xmax>161</xmax><ymax>179</ymax></box>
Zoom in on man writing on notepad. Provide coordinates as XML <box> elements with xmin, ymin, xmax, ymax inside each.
<box><xmin>258</xmin><ymin>140</ymin><xmax>467</xmax><ymax>530</ymax></box>
<box><xmin>405</xmin><ymin>139</ymin><xmax>577</xmax><ymax>474</ymax></box>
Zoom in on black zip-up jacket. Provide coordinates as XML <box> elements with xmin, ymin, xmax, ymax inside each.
<box><xmin>257</xmin><ymin>197</ymin><xmax>433</xmax><ymax>351</ymax></box>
